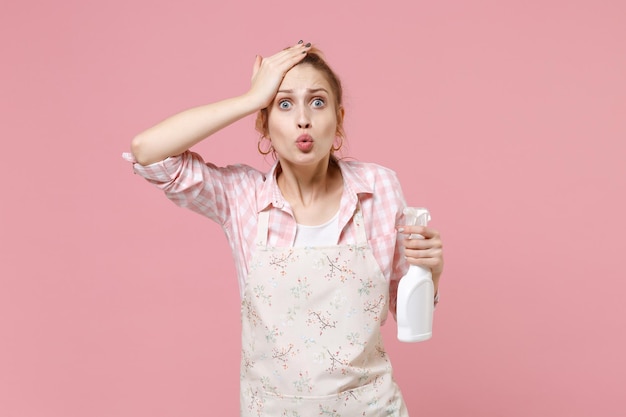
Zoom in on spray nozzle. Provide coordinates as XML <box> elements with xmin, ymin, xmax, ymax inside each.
<box><xmin>403</xmin><ymin>207</ymin><xmax>431</xmax><ymax>239</ymax></box>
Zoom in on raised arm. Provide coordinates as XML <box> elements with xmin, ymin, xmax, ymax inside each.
<box><xmin>131</xmin><ymin>41</ymin><xmax>312</xmax><ymax>166</ymax></box>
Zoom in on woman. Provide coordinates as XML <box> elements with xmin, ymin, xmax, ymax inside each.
<box><xmin>125</xmin><ymin>41</ymin><xmax>443</xmax><ymax>416</ymax></box>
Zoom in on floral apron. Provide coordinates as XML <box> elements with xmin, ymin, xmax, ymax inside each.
<box><xmin>240</xmin><ymin>206</ymin><xmax>409</xmax><ymax>417</ymax></box>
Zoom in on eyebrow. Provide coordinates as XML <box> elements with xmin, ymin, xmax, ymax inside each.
<box><xmin>277</xmin><ymin>88</ymin><xmax>329</xmax><ymax>95</ymax></box>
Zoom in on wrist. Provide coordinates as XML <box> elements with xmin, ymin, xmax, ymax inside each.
<box><xmin>241</xmin><ymin>90</ymin><xmax>271</xmax><ymax>113</ymax></box>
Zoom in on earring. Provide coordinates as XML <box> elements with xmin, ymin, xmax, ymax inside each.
<box><xmin>258</xmin><ymin>136</ymin><xmax>273</xmax><ymax>155</ymax></box>
<box><xmin>332</xmin><ymin>136</ymin><xmax>343</xmax><ymax>152</ymax></box>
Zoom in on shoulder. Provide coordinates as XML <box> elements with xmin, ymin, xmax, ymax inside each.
<box><xmin>338</xmin><ymin>159</ymin><xmax>402</xmax><ymax>189</ymax></box>
<box><xmin>339</xmin><ymin>159</ymin><xmax>399</xmax><ymax>176</ymax></box>
<box><xmin>338</xmin><ymin>159</ymin><xmax>406</xmax><ymax>216</ymax></box>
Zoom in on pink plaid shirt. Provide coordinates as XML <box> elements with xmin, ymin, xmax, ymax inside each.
<box><xmin>123</xmin><ymin>151</ymin><xmax>411</xmax><ymax>314</ymax></box>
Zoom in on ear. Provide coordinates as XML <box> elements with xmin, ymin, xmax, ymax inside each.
<box><xmin>336</xmin><ymin>106</ymin><xmax>345</xmax><ymax>133</ymax></box>
<box><xmin>336</xmin><ymin>105</ymin><xmax>345</xmax><ymax>122</ymax></box>
<box><xmin>255</xmin><ymin>108</ymin><xmax>270</xmax><ymax>138</ymax></box>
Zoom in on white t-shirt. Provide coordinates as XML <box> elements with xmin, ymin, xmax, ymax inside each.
<box><xmin>293</xmin><ymin>211</ymin><xmax>340</xmax><ymax>247</ymax></box>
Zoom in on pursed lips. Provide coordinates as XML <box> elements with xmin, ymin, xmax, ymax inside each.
<box><xmin>296</xmin><ymin>134</ymin><xmax>314</xmax><ymax>152</ymax></box>
<box><xmin>296</xmin><ymin>134</ymin><xmax>313</xmax><ymax>143</ymax></box>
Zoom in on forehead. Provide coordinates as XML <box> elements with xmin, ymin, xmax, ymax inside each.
<box><xmin>279</xmin><ymin>63</ymin><xmax>333</xmax><ymax>93</ymax></box>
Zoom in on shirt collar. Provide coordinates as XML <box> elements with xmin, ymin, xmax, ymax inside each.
<box><xmin>337</xmin><ymin>159</ymin><xmax>374</xmax><ymax>197</ymax></box>
<box><xmin>256</xmin><ymin>160</ymin><xmax>283</xmax><ymax>212</ymax></box>
<box><xmin>256</xmin><ymin>159</ymin><xmax>374</xmax><ymax>214</ymax></box>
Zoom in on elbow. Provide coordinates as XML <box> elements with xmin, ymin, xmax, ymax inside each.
<box><xmin>131</xmin><ymin>134</ymin><xmax>152</xmax><ymax>166</ymax></box>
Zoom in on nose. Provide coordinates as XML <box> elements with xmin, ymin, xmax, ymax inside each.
<box><xmin>297</xmin><ymin>107</ymin><xmax>311</xmax><ymax>129</ymax></box>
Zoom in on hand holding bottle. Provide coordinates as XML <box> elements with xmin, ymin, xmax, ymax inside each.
<box><xmin>396</xmin><ymin>208</ymin><xmax>443</xmax><ymax>342</ymax></box>
<box><xmin>398</xmin><ymin>210</ymin><xmax>444</xmax><ymax>293</ymax></box>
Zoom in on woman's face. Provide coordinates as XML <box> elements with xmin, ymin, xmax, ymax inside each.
<box><xmin>267</xmin><ymin>63</ymin><xmax>341</xmax><ymax>169</ymax></box>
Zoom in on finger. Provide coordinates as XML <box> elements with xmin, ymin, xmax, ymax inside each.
<box><xmin>404</xmin><ymin>238</ymin><xmax>443</xmax><ymax>254</ymax></box>
<box><xmin>291</xmin><ymin>40</ymin><xmax>311</xmax><ymax>51</ymax></box>
<box><xmin>404</xmin><ymin>247</ymin><xmax>443</xmax><ymax>259</ymax></box>
<box><xmin>266</xmin><ymin>42</ymin><xmax>311</xmax><ymax>68</ymax></box>
<box><xmin>403</xmin><ymin>238</ymin><xmax>431</xmax><ymax>250</ymax></box>
<box><xmin>418</xmin><ymin>226</ymin><xmax>440</xmax><ymax>239</ymax></box>
<box><xmin>406</xmin><ymin>256</ymin><xmax>442</xmax><ymax>272</ymax></box>
<box><xmin>405</xmin><ymin>249</ymin><xmax>444</xmax><ymax>269</ymax></box>
<box><xmin>399</xmin><ymin>225</ymin><xmax>440</xmax><ymax>239</ymax></box>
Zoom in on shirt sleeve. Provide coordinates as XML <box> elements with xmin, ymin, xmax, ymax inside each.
<box><xmin>122</xmin><ymin>151</ymin><xmax>258</xmax><ymax>226</ymax></box>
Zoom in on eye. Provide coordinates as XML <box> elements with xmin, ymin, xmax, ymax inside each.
<box><xmin>278</xmin><ymin>100</ymin><xmax>292</xmax><ymax>109</ymax></box>
<box><xmin>311</xmin><ymin>98</ymin><xmax>325</xmax><ymax>108</ymax></box>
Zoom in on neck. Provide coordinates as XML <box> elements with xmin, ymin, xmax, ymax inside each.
<box><xmin>277</xmin><ymin>157</ymin><xmax>340</xmax><ymax>207</ymax></box>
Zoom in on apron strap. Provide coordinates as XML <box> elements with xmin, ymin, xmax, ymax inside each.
<box><xmin>353</xmin><ymin>202</ymin><xmax>368</xmax><ymax>246</ymax></box>
<box><xmin>255</xmin><ymin>209</ymin><xmax>271</xmax><ymax>248</ymax></box>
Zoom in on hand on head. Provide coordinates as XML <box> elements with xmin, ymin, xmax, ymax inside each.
<box><xmin>249</xmin><ymin>41</ymin><xmax>312</xmax><ymax>109</ymax></box>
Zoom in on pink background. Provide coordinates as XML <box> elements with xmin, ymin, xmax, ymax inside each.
<box><xmin>1</xmin><ymin>0</ymin><xmax>624</xmax><ymax>416</ymax></box>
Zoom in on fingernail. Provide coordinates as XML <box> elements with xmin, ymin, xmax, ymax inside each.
<box><xmin>397</xmin><ymin>227</ymin><xmax>405</xmax><ymax>233</ymax></box>
<box><xmin>298</xmin><ymin>40</ymin><xmax>303</xmax><ymax>44</ymax></box>
<box><xmin>305</xmin><ymin>42</ymin><xmax>311</xmax><ymax>47</ymax></box>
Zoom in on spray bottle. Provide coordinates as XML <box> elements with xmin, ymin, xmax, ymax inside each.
<box><xmin>397</xmin><ymin>207</ymin><xmax>434</xmax><ymax>342</ymax></box>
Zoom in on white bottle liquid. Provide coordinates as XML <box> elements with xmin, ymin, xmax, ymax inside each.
<box><xmin>397</xmin><ymin>207</ymin><xmax>434</xmax><ymax>343</ymax></box>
